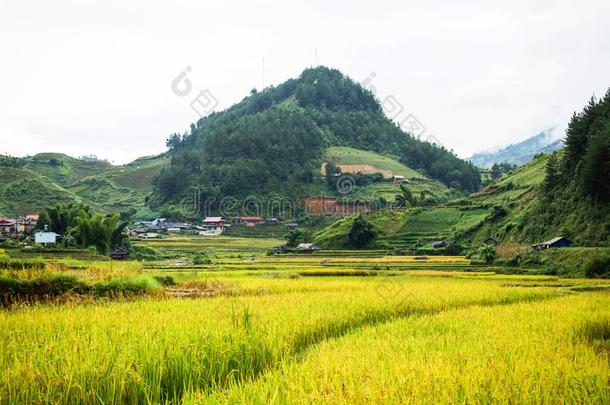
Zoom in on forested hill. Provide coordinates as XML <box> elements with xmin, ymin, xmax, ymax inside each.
<box><xmin>314</xmin><ymin>87</ymin><xmax>610</xmax><ymax>249</ymax></box>
<box><xmin>152</xmin><ymin>67</ymin><xmax>481</xmax><ymax>209</ymax></box>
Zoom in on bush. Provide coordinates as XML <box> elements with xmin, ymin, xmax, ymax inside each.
<box><xmin>153</xmin><ymin>275</ymin><xmax>176</xmax><ymax>286</ymax></box>
<box><xmin>0</xmin><ymin>274</ymin><xmax>160</xmax><ymax>306</ymax></box>
<box><xmin>193</xmin><ymin>252</ymin><xmax>211</xmax><ymax>265</ymax></box>
<box><xmin>129</xmin><ymin>245</ymin><xmax>165</xmax><ymax>261</ymax></box>
<box><xmin>94</xmin><ymin>276</ymin><xmax>159</xmax><ymax>296</ymax></box>
<box><xmin>585</xmin><ymin>255</ymin><xmax>610</xmax><ymax>278</ymax></box>
<box><xmin>494</xmin><ymin>257</ymin><xmax>519</xmax><ymax>267</ymax></box>
<box><xmin>0</xmin><ymin>274</ymin><xmax>90</xmax><ymax>305</ymax></box>
<box><xmin>444</xmin><ymin>243</ymin><xmax>465</xmax><ymax>256</ymax></box>
<box><xmin>472</xmin><ymin>245</ymin><xmax>497</xmax><ymax>264</ymax></box>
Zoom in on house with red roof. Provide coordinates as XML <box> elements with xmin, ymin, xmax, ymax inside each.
<box><xmin>233</xmin><ymin>216</ymin><xmax>264</xmax><ymax>226</ymax></box>
<box><xmin>201</xmin><ymin>217</ymin><xmax>225</xmax><ymax>235</ymax></box>
<box><xmin>0</xmin><ymin>218</ymin><xmax>16</xmax><ymax>234</ymax></box>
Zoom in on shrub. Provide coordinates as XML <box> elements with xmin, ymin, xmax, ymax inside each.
<box><xmin>473</xmin><ymin>245</ymin><xmax>497</xmax><ymax>264</ymax></box>
<box><xmin>444</xmin><ymin>243</ymin><xmax>465</xmax><ymax>256</ymax></box>
<box><xmin>348</xmin><ymin>214</ymin><xmax>377</xmax><ymax>248</ymax></box>
<box><xmin>517</xmin><ymin>251</ymin><xmax>545</xmax><ymax>267</ymax></box>
<box><xmin>193</xmin><ymin>252</ymin><xmax>211</xmax><ymax>265</ymax></box>
<box><xmin>585</xmin><ymin>254</ymin><xmax>610</xmax><ymax>278</ymax></box>
<box><xmin>0</xmin><ymin>274</ymin><xmax>90</xmax><ymax>305</ymax></box>
<box><xmin>94</xmin><ymin>276</ymin><xmax>159</xmax><ymax>297</ymax></box>
<box><xmin>154</xmin><ymin>275</ymin><xmax>176</xmax><ymax>286</ymax></box>
<box><xmin>129</xmin><ymin>245</ymin><xmax>165</xmax><ymax>261</ymax></box>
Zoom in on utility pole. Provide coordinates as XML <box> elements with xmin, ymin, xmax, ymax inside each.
<box><xmin>262</xmin><ymin>56</ymin><xmax>265</xmax><ymax>89</ymax></box>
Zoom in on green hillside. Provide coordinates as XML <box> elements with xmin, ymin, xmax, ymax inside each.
<box><xmin>22</xmin><ymin>153</ymin><xmax>113</xmax><ymax>186</ymax></box>
<box><xmin>314</xmin><ymin>153</ymin><xmax>550</xmax><ymax>249</ymax></box>
<box><xmin>0</xmin><ymin>154</ymin><xmax>168</xmax><ymax>218</ymax></box>
<box><xmin>321</xmin><ymin>147</ymin><xmax>451</xmax><ymax>202</ymax></box>
<box><xmin>316</xmin><ymin>90</ymin><xmax>610</xmax><ymax>250</ymax></box>
<box><xmin>0</xmin><ymin>167</ymin><xmax>87</xmax><ymax>216</ymax></box>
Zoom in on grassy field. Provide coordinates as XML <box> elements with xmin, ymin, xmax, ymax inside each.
<box><xmin>0</xmin><ymin>236</ymin><xmax>609</xmax><ymax>404</ymax></box>
<box><xmin>324</xmin><ymin>146</ymin><xmax>427</xmax><ymax>179</ymax></box>
<box><xmin>322</xmin><ymin>146</ymin><xmax>452</xmax><ymax>202</ymax></box>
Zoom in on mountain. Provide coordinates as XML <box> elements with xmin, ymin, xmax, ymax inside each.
<box><xmin>316</xmin><ymin>89</ymin><xmax>610</xmax><ymax>249</ymax></box>
<box><xmin>151</xmin><ymin>66</ymin><xmax>481</xmax><ymax>215</ymax></box>
<box><xmin>0</xmin><ymin>153</ymin><xmax>167</xmax><ymax>218</ymax></box>
<box><xmin>468</xmin><ymin>129</ymin><xmax>563</xmax><ymax>168</ymax></box>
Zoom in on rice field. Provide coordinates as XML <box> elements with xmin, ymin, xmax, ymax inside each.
<box><xmin>1</xmin><ymin>235</ymin><xmax>609</xmax><ymax>404</ymax></box>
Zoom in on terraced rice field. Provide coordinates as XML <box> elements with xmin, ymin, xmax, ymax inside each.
<box><xmin>1</xmin><ymin>236</ymin><xmax>609</xmax><ymax>404</ymax></box>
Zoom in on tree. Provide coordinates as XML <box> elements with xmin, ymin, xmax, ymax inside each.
<box><xmin>38</xmin><ymin>203</ymin><xmax>90</xmax><ymax>235</ymax></box>
<box><xmin>348</xmin><ymin>214</ymin><xmax>377</xmax><ymax>248</ymax></box>
<box><xmin>73</xmin><ymin>213</ymin><xmax>121</xmax><ymax>254</ymax></box>
<box><xmin>325</xmin><ymin>161</ymin><xmax>339</xmax><ymax>188</ymax></box>
<box><xmin>285</xmin><ymin>229</ymin><xmax>311</xmax><ymax>248</ymax></box>
<box><xmin>542</xmin><ymin>153</ymin><xmax>562</xmax><ymax>193</ymax></box>
<box><xmin>38</xmin><ymin>204</ymin><xmax>129</xmax><ymax>254</ymax></box>
<box><xmin>580</xmin><ymin>127</ymin><xmax>610</xmax><ymax>202</ymax></box>
<box><xmin>165</xmin><ymin>133</ymin><xmax>182</xmax><ymax>150</ymax></box>
<box><xmin>490</xmin><ymin>163</ymin><xmax>501</xmax><ymax>180</ymax></box>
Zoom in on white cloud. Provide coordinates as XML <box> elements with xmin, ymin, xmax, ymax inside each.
<box><xmin>1</xmin><ymin>0</ymin><xmax>609</xmax><ymax>163</ymax></box>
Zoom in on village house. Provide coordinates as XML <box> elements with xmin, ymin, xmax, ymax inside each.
<box><xmin>132</xmin><ymin>221</ymin><xmax>160</xmax><ymax>235</ymax></box>
<box><xmin>0</xmin><ymin>218</ymin><xmax>16</xmax><ymax>234</ymax></box>
<box><xmin>392</xmin><ymin>175</ymin><xmax>408</xmax><ymax>184</ymax></box>
<box><xmin>15</xmin><ymin>215</ymin><xmax>38</xmax><ymax>234</ymax></box>
<box><xmin>233</xmin><ymin>216</ymin><xmax>264</xmax><ymax>226</ymax></box>
<box><xmin>110</xmin><ymin>247</ymin><xmax>129</xmax><ymax>260</ymax></box>
<box><xmin>429</xmin><ymin>240</ymin><xmax>448</xmax><ymax>248</ymax></box>
<box><xmin>532</xmin><ymin>236</ymin><xmax>573</xmax><ymax>251</ymax></box>
<box><xmin>132</xmin><ymin>218</ymin><xmax>190</xmax><ymax>235</ymax></box>
<box><xmin>296</xmin><ymin>243</ymin><xmax>320</xmax><ymax>254</ymax></box>
<box><xmin>201</xmin><ymin>217</ymin><xmax>225</xmax><ymax>235</ymax></box>
<box><xmin>34</xmin><ymin>226</ymin><xmax>59</xmax><ymax>245</ymax></box>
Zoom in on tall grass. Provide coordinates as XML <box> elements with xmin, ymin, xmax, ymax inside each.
<box><xmin>0</xmin><ymin>278</ymin><xmax>558</xmax><ymax>403</ymax></box>
<box><xmin>203</xmin><ymin>294</ymin><xmax>610</xmax><ymax>404</ymax></box>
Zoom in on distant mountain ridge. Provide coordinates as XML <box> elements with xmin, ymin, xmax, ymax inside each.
<box><xmin>468</xmin><ymin>130</ymin><xmax>563</xmax><ymax>168</ymax></box>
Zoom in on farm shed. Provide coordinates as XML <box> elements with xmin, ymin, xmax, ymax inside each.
<box><xmin>110</xmin><ymin>248</ymin><xmax>129</xmax><ymax>260</ymax></box>
<box><xmin>429</xmin><ymin>241</ymin><xmax>448</xmax><ymax>248</ymax></box>
<box><xmin>531</xmin><ymin>236</ymin><xmax>572</xmax><ymax>251</ymax></box>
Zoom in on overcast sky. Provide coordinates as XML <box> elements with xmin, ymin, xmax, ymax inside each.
<box><xmin>1</xmin><ymin>0</ymin><xmax>609</xmax><ymax>164</ymax></box>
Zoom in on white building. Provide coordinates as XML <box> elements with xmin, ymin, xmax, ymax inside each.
<box><xmin>34</xmin><ymin>231</ymin><xmax>59</xmax><ymax>245</ymax></box>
